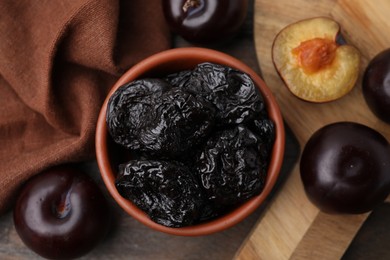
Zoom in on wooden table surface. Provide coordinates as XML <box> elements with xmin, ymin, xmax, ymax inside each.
<box><xmin>0</xmin><ymin>1</ymin><xmax>389</xmax><ymax>259</ymax></box>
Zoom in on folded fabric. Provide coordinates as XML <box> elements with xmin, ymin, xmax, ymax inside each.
<box><xmin>0</xmin><ymin>0</ymin><xmax>170</xmax><ymax>214</ymax></box>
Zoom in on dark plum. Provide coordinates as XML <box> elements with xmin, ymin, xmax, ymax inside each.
<box><xmin>162</xmin><ymin>0</ymin><xmax>248</xmax><ymax>44</ymax></box>
<box><xmin>300</xmin><ymin>122</ymin><xmax>390</xmax><ymax>214</ymax></box>
<box><xmin>13</xmin><ymin>166</ymin><xmax>111</xmax><ymax>259</ymax></box>
<box><xmin>363</xmin><ymin>48</ymin><xmax>390</xmax><ymax>123</ymax></box>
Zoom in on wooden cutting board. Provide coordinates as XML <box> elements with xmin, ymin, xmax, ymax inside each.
<box><xmin>236</xmin><ymin>0</ymin><xmax>390</xmax><ymax>259</ymax></box>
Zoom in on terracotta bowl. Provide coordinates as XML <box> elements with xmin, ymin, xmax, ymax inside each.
<box><xmin>95</xmin><ymin>47</ymin><xmax>285</xmax><ymax>236</ymax></box>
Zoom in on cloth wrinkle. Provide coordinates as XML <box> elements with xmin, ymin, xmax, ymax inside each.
<box><xmin>0</xmin><ymin>0</ymin><xmax>170</xmax><ymax>213</ymax></box>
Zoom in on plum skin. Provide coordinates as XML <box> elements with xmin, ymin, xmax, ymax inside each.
<box><xmin>13</xmin><ymin>166</ymin><xmax>111</xmax><ymax>259</ymax></box>
<box><xmin>363</xmin><ymin>48</ymin><xmax>390</xmax><ymax>123</ymax></box>
<box><xmin>300</xmin><ymin>122</ymin><xmax>390</xmax><ymax>214</ymax></box>
<box><xmin>162</xmin><ymin>0</ymin><xmax>248</xmax><ymax>44</ymax></box>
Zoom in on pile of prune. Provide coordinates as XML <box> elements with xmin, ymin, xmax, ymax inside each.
<box><xmin>107</xmin><ymin>62</ymin><xmax>275</xmax><ymax>227</ymax></box>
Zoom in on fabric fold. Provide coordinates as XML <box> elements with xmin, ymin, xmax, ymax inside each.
<box><xmin>0</xmin><ymin>0</ymin><xmax>170</xmax><ymax>213</ymax></box>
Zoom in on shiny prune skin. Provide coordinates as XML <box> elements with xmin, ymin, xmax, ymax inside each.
<box><xmin>107</xmin><ymin>79</ymin><xmax>214</xmax><ymax>159</ymax></box>
<box><xmin>168</xmin><ymin>62</ymin><xmax>264</xmax><ymax>126</ymax></box>
<box><xmin>116</xmin><ymin>160</ymin><xmax>204</xmax><ymax>227</ymax></box>
<box><xmin>300</xmin><ymin>122</ymin><xmax>390</xmax><ymax>214</ymax></box>
<box><xmin>194</xmin><ymin>125</ymin><xmax>270</xmax><ymax>207</ymax></box>
<box><xmin>146</xmin><ymin>88</ymin><xmax>214</xmax><ymax>158</ymax></box>
<box><xmin>363</xmin><ymin>48</ymin><xmax>390</xmax><ymax>123</ymax></box>
<box><xmin>165</xmin><ymin>70</ymin><xmax>192</xmax><ymax>89</ymax></box>
<box><xmin>162</xmin><ymin>0</ymin><xmax>248</xmax><ymax>44</ymax></box>
<box><xmin>14</xmin><ymin>166</ymin><xmax>111</xmax><ymax>259</ymax></box>
<box><xmin>249</xmin><ymin>117</ymin><xmax>275</xmax><ymax>160</ymax></box>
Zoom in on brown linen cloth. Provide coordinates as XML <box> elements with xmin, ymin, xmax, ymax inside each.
<box><xmin>0</xmin><ymin>0</ymin><xmax>170</xmax><ymax>213</ymax></box>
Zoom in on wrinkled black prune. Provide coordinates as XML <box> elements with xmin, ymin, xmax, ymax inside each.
<box><xmin>107</xmin><ymin>79</ymin><xmax>215</xmax><ymax>158</ymax></box>
<box><xmin>116</xmin><ymin>160</ymin><xmax>204</xmax><ymax>227</ymax></box>
<box><xmin>167</xmin><ymin>62</ymin><xmax>265</xmax><ymax>125</ymax></box>
<box><xmin>145</xmin><ymin>88</ymin><xmax>215</xmax><ymax>158</ymax></box>
<box><xmin>194</xmin><ymin>125</ymin><xmax>270</xmax><ymax>207</ymax></box>
<box><xmin>106</xmin><ymin>78</ymin><xmax>171</xmax><ymax>150</ymax></box>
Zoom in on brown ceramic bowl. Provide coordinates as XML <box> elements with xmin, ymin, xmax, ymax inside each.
<box><xmin>96</xmin><ymin>47</ymin><xmax>285</xmax><ymax>236</ymax></box>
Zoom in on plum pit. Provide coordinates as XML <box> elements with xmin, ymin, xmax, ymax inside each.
<box><xmin>292</xmin><ymin>38</ymin><xmax>337</xmax><ymax>74</ymax></box>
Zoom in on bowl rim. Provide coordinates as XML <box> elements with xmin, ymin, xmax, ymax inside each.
<box><xmin>96</xmin><ymin>47</ymin><xmax>285</xmax><ymax>236</ymax></box>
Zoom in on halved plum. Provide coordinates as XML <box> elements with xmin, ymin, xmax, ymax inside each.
<box><xmin>272</xmin><ymin>17</ymin><xmax>360</xmax><ymax>102</ymax></box>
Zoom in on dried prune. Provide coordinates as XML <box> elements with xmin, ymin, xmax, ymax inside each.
<box><xmin>168</xmin><ymin>62</ymin><xmax>265</xmax><ymax>125</ymax></box>
<box><xmin>115</xmin><ymin>160</ymin><xmax>204</xmax><ymax>227</ymax></box>
<box><xmin>106</xmin><ymin>78</ymin><xmax>171</xmax><ymax>150</ymax></box>
<box><xmin>144</xmin><ymin>88</ymin><xmax>214</xmax><ymax>158</ymax></box>
<box><xmin>107</xmin><ymin>79</ymin><xmax>214</xmax><ymax>158</ymax></box>
<box><xmin>194</xmin><ymin>125</ymin><xmax>270</xmax><ymax>207</ymax></box>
